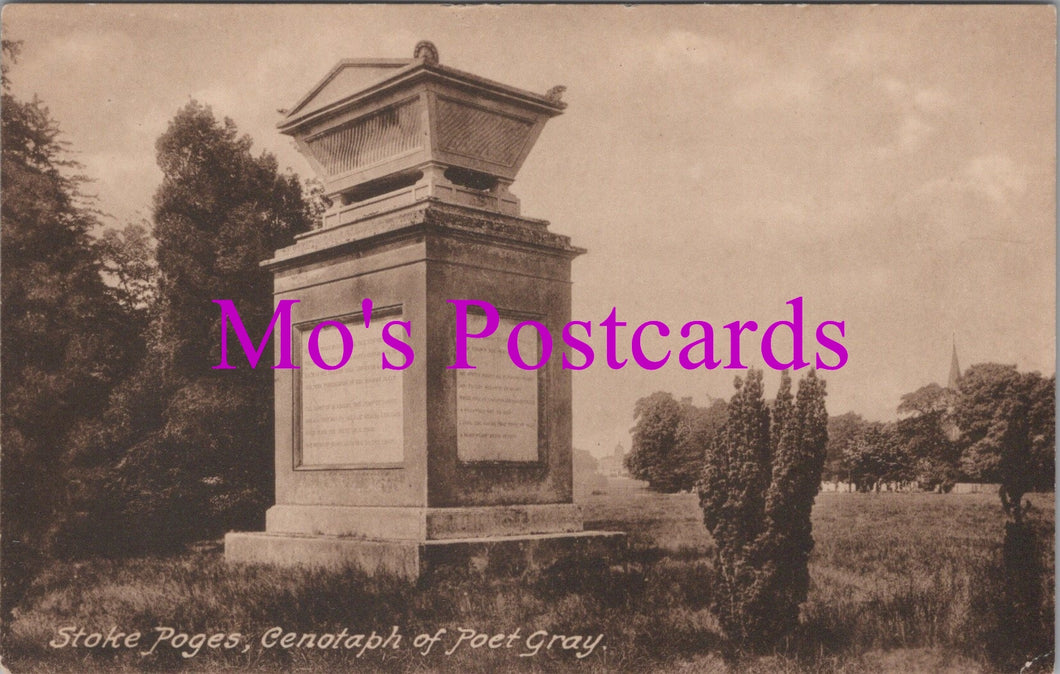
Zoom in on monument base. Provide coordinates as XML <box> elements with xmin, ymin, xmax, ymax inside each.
<box><xmin>224</xmin><ymin>530</ymin><xmax>626</xmax><ymax>579</ymax></box>
<box><xmin>262</xmin><ymin>503</ymin><xmax>586</xmax><ymax>540</ymax></box>
<box><xmin>225</xmin><ymin>504</ymin><xmax>625</xmax><ymax>579</ymax></box>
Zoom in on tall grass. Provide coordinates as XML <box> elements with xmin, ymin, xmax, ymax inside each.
<box><xmin>2</xmin><ymin>490</ymin><xmax>1052</xmax><ymax>673</ymax></box>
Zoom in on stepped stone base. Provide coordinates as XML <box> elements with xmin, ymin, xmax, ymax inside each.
<box><xmin>225</xmin><ymin>504</ymin><xmax>625</xmax><ymax>579</ymax></box>
<box><xmin>263</xmin><ymin>503</ymin><xmax>585</xmax><ymax>541</ymax></box>
<box><xmin>224</xmin><ymin>530</ymin><xmax>625</xmax><ymax>579</ymax></box>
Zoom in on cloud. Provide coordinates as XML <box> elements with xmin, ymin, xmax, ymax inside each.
<box><xmin>878</xmin><ymin>78</ymin><xmax>954</xmax><ymax>115</ymax></box>
<box><xmin>897</xmin><ymin>114</ymin><xmax>933</xmax><ymax>149</ymax></box>
<box><xmin>912</xmin><ymin>154</ymin><xmax>1027</xmax><ymax>208</ymax></box>
<box><xmin>872</xmin><ymin>113</ymin><xmax>934</xmax><ymax>159</ymax></box>
<box><xmin>895</xmin><ymin>154</ymin><xmax>1030</xmax><ymax>249</ymax></box>
<box><xmin>870</xmin><ymin>78</ymin><xmax>954</xmax><ymax>158</ymax></box>
<box><xmin>649</xmin><ymin>29</ymin><xmax>824</xmax><ymax>112</ymax></box>
<box><xmin>962</xmin><ymin>154</ymin><xmax>1027</xmax><ymax>203</ymax></box>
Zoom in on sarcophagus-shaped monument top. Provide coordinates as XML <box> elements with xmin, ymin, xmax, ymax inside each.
<box><xmin>278</xmin><ymin>41</ymin><xmax>566</xmax><ymax>225</ymax></box>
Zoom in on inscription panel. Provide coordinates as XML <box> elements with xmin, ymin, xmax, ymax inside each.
<box><xmin>298</xmin><ymin>316</ymin><xmax>404</xmax><ymax>467</ymax></box>
<box><xmin>457</xmin><ymin>314</ymin><xmax>539</xmax><ymax>462</ymax></box>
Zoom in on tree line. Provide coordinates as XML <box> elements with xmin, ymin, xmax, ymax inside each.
<box><xmin>626</xmin><ymin>366</ymin><xmax>1054</xmax><ymax>495</ymax></box>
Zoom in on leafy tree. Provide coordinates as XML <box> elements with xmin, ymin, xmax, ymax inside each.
<box><xmin>895</xmin><ymin>412</ymin><xmax>958</xmax><ymax>492</ymax></box>
<box><xmin>0</xmin><ymin>39</ymin><xmax>141</xmax><ymax>617</ymax></box>
<box><xmin>573</xmin><ymin>447</ymin><xmax>599</xmax><ymax>474</ymax></box>
<box><xmin>626</xmin><ymin>393</ymin><xmax>727</xmax><ymax>493</ymax></box>
<box><xmin>842</xmin><ymin>422</ymin><xmax>910</xmax><ymax>492</ymax></box>
<box><xmin>96</xmin><ymin>220</ymin><xmax>158</xmax><ymax>317</ymax></box>
<box><xmin>897</xmin><ymin>382</ymin><xmax>954</xmax><ymax>417</ymax></box>
<box><xmin>76</xmin><ymin>102</ymin><xmax>312</xmax><ymax>553</ymax></box>
<box><xmin>626</xmin><ymin>392</ymin><xmax>684</xmax><ymax>492</ymax></box>
<box><xmin>672</xmin><ymin>398</ymin><xmax>728</xmax><ymax>491</ymax></box>
<box><xmin>698</xmin><ymin>371</ymin><xmax>772</xmax><ymax>646</ymax></box>
<box><xmin>303</xmin><ymin>175</ymin><xmax>331</xmax><ymax>229</ymax></box>
<box><xmin>760</xmin><ymin>370</ymin><xmax>828</xmax><ymax>640</ymax></box>
<box><xmin>823</xmin><ymin>411</ymin><xmax>865</xmax><ymax>484</ymax></box>
<box><xmin>954</xmin><ymin>363</ymin><xmax>1055</xmax><ymax>668</ymax></box>
<box><xmin>891</xmin><ymin>382</ymin><xmax>959</xmax><ymax>491</ymax></box>
<box><xmin>698</xmin><ymin>369</ymin><xmax>828</xmax><ymax>649</ymax></box>
<box><xmin>955</xmin><ymin>363</ymin><xmax>1054</xmax><ymax>508</ymax></box>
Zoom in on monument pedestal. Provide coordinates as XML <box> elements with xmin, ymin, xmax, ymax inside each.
<box><xmin>225</xmin><ymin>530</ymin><xmax>624</xmax><ymax>579</ymax></box>
<box><xmin>224</xmin><ymin>43</ymin><xmax>624</xmax><ymax>577</ymax></box>
<box><xmin>264</xmin><ymin>503</ymin><xmax>585</xmax><ymax>539</ymax></box>
<box><xmin>226</xmin><ymin>503</ymin><xmax>623</xmax><ymax>577</ymax></box>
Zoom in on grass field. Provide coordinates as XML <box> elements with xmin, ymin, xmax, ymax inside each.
<box><xmin>2</xmin><ymin>480</ymin><xmax>1053</xmax><ymax>673</ymax></box>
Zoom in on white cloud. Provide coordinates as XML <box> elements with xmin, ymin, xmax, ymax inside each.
<box><xmin>649</xmin><ymin>29</ymin><xmax>824</xmax><ymax>111</ymax></box>
<box><xmin>911</xmin><ymin>155</ymin><xmax>1027</xmax><ymax>210</ymax></box>
<box><xmin>871</xmin><ymin>80</ymin><xmax>953</xmax><ymax>158</ymax></box>
<box><xmin>963</xmin><ymin>154</ymin><xmax>1027</xmax><ymax>203</ymax></box>
<box><xmin>896</xmin><ymin>114</ymin><xmax>934</xmax><ymax>151</ymax></box>
<box><xmin>872</xmin><ymin>113</ymin><xmax>934</xmax><ymax>158</ymax></box>
<box><xmin>896</xmin><ymin>154</ymin><xmax>1031</xmax><ymax>250</ymax></box>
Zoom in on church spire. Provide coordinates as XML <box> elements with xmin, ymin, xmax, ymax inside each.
<box><xmin>948</xmin><ymin>333</ymin><xmax>961</xmax><ymax>389</ymax></box>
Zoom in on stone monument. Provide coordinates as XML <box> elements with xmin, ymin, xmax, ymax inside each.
<box><xmin>225</xmin><ymin>42</ymin><xmax>622</xmax><ymax>578</ymax></box>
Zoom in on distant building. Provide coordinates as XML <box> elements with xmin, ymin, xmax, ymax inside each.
<box><xmin>597</xmin><ymin>442</ymin><xmax>628</xmax><ymax>477</ymax></box>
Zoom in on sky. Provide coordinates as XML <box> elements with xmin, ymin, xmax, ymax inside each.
<box><xmin>4</xmin><ymin>5</ymin><xmax>1055</xmax><ymax>457</ymax></box>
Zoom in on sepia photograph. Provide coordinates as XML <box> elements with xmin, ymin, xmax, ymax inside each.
<box><xmin>0</xmin><ymin>5</ymin><xmax>1055</xmax><ymax>673</ymax></box>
